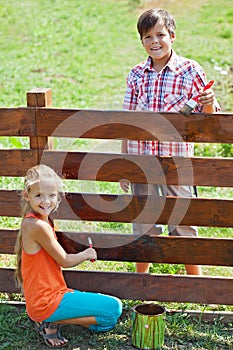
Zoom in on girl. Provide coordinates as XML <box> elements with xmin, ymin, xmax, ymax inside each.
<box><xmin>15</xmin><ymin>164</ymin><xmax>122</xmax><ymax>348</ymax></box>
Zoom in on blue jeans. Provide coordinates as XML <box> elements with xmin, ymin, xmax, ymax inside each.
<box><xmin>44</xmin><ymin>290</ymin><xmax>122</xmax><ymax>332</ymax></box>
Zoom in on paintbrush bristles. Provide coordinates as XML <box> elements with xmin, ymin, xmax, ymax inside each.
<box><xmin>180</xmin><ymin>99</ymin><xmax>198</xmax><ymax>117</ymax></box>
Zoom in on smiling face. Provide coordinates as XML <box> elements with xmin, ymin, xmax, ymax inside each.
<box><xmin>141</xmin><ymin>21</ymin><xmax>175</xmax><ymax>71</ymax></box>
<box><xmin>24</xmin><ymin>180</ymin><xmax>59</xmax><ymax>220</ymax></box>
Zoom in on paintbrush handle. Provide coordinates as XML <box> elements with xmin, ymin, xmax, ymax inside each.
<box><xmin>193</xmin><ymin>80</ymin><xmax>214</xmax><ymax>102</ymax></box>
<box><xmin>88</xmin><ymin>237</ymin><xmax>95</xmax><ymax>262</ymax></box>
<box><xmin>203</xmin><ymin>80</ymin><xmax>214</xmax><ymax>91</ymax></box>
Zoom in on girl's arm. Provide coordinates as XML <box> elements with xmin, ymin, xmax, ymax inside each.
<box><xmin>22</xmin><ymin>219</ymin><xmax>97</xmax><ymax>268</ymax></box>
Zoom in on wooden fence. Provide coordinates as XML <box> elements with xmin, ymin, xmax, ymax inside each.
<box><xmin>0</xmin><ymin>88</ymin><xmax>232</xmax><ymax>308</ymax></box>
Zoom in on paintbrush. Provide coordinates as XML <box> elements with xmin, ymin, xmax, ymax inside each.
<box><xmin>88</xmin><ymin>236</ymin><xmax>96</xmax><ymax>262</ymax></box>
<box><xmin>180</xmin><ymin>80</ymin><xmax>214</xmax><ymax>117</ymax></box>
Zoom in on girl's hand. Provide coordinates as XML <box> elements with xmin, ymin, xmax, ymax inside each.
<box><xmin>83</xmin><ymin>247</ymin><xmax>97</xmax><ymax>261</ymax></box>
<box><xmin>120</xmin><ymin>179</ymin><xmax>130</xmax><ymax>193</ymax></box>
<box><xmin>198</xmin><ymin>87</ymin><xmax>215</xmax><ymax>106</ymax></box>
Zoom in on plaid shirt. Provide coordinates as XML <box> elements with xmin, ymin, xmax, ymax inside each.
<box><xmin>123</xmin><ymin>51</ymin><xmax>219</xmax><ymax>156</ymax></box>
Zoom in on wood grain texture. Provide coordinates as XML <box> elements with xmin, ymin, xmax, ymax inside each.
<box><xmin>0</xmin><ymin>149</ymin><xmax>232</xmax><ymax>187</ymax></box>
<box><xmin>1</xmin><ymin>268</ymin><xmax>232</xmax><ymax>305</ymax></box>
<box><xmin>27</xmin><ymin>88</ymin><xmax>52</xmax><ymax>108</ymax></box>
<box><xmin>41</xmin><ymin>150</ymin><xmax>233</xmax><ymax>187</ymax></box>
<box><xmin>0</xmin><ymin>108</ymin><xmax>35</xmax><ymax>136</ymax></box>
<box><xmin>0</xmin><ymin>150</ymin><xmax>37</xmax><ymax>176</ymax></box>
<box><xmin>1</xmin><ymin>230</ymin><xmax>232</xmax><ymax>266</ymax></box>
<box><xmin>27</xmin><ymin>88</ymin><xmax>53</xmax><ymax>154</ymax></box>
<box><xmin>0</xmin><ymin>190</ymin><xmax>233</xmax><ymax>227</ymax></box>
<box><xmin>57</xmin><ymin>193</ymin><xmax>233</xmax><ymax>227</ymax></box>
<box><xmin>56</xmin><ymin>232</ymin><xmax>233</xmax><ymax>266</ymax></box>
<box><xmin>36</xmin><ymin>109</ymin><xmax>233</xmax><ymax>143</ymax></box>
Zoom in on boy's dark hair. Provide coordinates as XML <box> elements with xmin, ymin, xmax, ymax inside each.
<box><xmin>137</xmin><ymin>8</ymin><xmax>176</xmax><ymax>40</ymax></box>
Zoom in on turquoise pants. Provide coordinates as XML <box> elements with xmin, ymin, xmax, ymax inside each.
<box><xmin>44</xmin><ymin>290</ymin><xmax>122</xmax><ymax>332</ymax></box>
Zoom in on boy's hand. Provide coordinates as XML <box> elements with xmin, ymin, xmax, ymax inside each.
<box><xmin>198</xmin><ymin>87</ymin><xmax>215</xmax><ymax>106</ymax></box>
<box><xmin>119</xmin><ymin>179</ymin><xmax>130</xmax><ymax>193</ymax></box>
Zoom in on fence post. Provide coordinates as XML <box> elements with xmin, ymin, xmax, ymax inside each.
<box><xmin>26</xmin><ymin>88</ymin><xmax>53</xmax><ymax>162</ymax></box>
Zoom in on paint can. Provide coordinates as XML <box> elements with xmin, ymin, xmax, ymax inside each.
<box><xmin>132</xmin><ymin>303</ymin><xmax>166</xmax><ymax>349</ymax></box>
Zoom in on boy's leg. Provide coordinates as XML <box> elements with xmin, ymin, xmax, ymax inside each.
<box><xmin>185</xmin><ymin>265</ymin><xmax>202</xmax><ymax>275</ymax></box>
<box><xmin>136</xmin><ymin>262</ymin><xmax>150</xmax><ymax>273</ymax></box>
<box><xmin>132</xmin><ymin>183</ymin><xmax>164</xmax><ymax>273</ymax></box>
<box><xmin>166</xmin><ymin>185</ymin><xmax>202</xmax><ymax>276</ymax></box>
<box><xmin>132</xmin><ymin>183</ymin><xmax>164</xmax><ymax>236</ymax></box>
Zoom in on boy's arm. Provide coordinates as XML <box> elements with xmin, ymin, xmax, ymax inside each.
<box><xmin>198</xmin><ymin>86</ymin><xmax>216</xmax><ymax>114</ymax></box>
<box><xmin>202</xmin><ymin>104</ymin><xmax>215</xmax><ymax>114</ymax></box>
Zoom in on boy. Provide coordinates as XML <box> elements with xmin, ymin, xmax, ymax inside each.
<box><xmin>120</xmin><ymin>9</ymin><xmax>220</xmax><ymax>275</ymax></box>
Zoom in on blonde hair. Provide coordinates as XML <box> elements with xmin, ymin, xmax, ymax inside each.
<box><xmin>14</xmin><ymin>164</ymin><xmax>62</xmax><ymax>289</ymax></box>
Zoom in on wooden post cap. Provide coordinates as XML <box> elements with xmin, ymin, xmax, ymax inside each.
<box><xmin>27</xmin><ymin>88</ymin><xmax>52</xmax><ymax>107</ymax></box>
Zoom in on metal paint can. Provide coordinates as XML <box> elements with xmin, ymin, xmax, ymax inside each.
<box><xmin>132</xmin><ymin>303</ymin><xmax>166</xmax><ymax>349</ymax></box>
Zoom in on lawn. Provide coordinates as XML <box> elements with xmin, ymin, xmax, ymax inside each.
<box><xmin>0</xmin><ymin>0</ymin><xmax>233</xmax><ymax>349</ymax></box>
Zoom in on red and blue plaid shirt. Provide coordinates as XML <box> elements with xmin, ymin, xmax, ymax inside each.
<box><xmin>123</xmin><ymin>51</ymin><xmax>220</xmax><ymax>156</ymax></box>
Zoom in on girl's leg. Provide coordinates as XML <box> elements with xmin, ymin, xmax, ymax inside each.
<box><xmin>45</xmin><ymin>290</ymin><xmax>122</xmax><ymax>332</ymax></box>
<box><xmin>56</xmin><ymin>316</ymin><xmax>97</xmax><ymax>328</ymax></box>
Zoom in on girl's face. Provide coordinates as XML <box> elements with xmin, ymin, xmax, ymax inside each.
<box><xmin>141</xmin><ymin>20</ymin><xmax>175</xmax><ymax>70</ymax></box>
<box><xmin>25</xmin><ymin>180</ymin><xmax>59</xmax><ymax>219</ymax></box>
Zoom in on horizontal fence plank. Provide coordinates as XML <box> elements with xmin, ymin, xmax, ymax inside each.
<box><xmin>0</xmin><ymin>107</ymin><xmax>232</xmax><ymax>143</ymax></box>
<box><xmin>42</xmin><ymin>151</ymin><xmax>233</xmax><ymax>187</ymax></box>
<box><xmin>64</xmin><ymin>271</ymin><xmax>233</xmax><ymax>305</ymax></box>
<box><xmin>36</xmin><ymin>109</ymin><xmax>233</xmax><ymax>143</ymax></box>
<box><xmin>0</xmin><ymin>108</ymin><xmax>35</xmax><ymax>136</ymax></box>
<box><xmin>1</xmin><ymin>149</ymin><xmax>232</xmax><ymax>187</ymax></box>
<box><xmin>0</xmin><ymin>150</ymin><xmax>38</xmax><ymax>176</ymax></box>
<box><xmin>57</xmin><ymin>193</ymin><xmax>233</xmax><ymax>227</ymax></box>
<box><xmin>1</xmin><ymin>268</ymin><xmax>232</xmax><ymax>305</ymax></box>
<box><xmin>1</xmin><ymin>230</ymin><xmax>232</xmax><ymax>266</ymax></box>
<box><xmin>57</xmin><ymin>233</ymin><xmax>233</xmax><ymax>266</ymax></box>
<box><xmin>0</xmin><ymin>190</ymin><xmax>233</xmax><ymax>227</ymax></box>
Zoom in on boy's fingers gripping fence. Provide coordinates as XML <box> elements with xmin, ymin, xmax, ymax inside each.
<box><xmin>88</xmin><ymin>237</ymin><xmax>96</xmax><ymax>262</ymax></box>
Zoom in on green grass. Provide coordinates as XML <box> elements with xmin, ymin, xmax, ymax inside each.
<box><xmin>0</xmin><ymin>0</ymin><xmax>139</xmax><ymax>109</ymax></box>
<box><xmin>0</xmin><ymin>303</ymin><xmax>232</xmax><ymax>350</ymax></box>
<box><xmin>0</xmin><ymin>0</ymin><xmax>233</xmax><ymax>348</ymax></box>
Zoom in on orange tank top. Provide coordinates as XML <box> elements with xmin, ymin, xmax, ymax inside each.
<box><xmin>21</xmin><ymin>212</ymin><xmax>73</xmax><ymax>322</ymax></box>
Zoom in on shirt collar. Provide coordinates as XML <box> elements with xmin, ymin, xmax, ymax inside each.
<box><xmin>143</xmin><ymin>50</ymin><xmax>178</xmax><ymax>73</ymax></box>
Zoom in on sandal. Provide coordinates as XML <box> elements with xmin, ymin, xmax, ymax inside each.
<box><xmin>29</xmin><ymin>318</ymin><xmax>68</xmax><ymax>348</ymax></box>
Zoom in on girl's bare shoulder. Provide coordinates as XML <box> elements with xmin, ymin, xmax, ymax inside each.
<box><xmin>22</xmin><ymin>216</ymin><xmax>54</xmax><ymax>254</ymax></box>
<box><xmin>21</xmin><ymin>216</ymin><xmax>51</xmax><ymax>236</ymax></box>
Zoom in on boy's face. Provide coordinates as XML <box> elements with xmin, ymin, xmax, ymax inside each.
<box><xmin>141</xmin><ymin>20</ymin><xmax>175</xmax><ymax>69</ymax></box>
